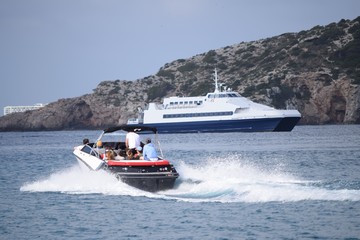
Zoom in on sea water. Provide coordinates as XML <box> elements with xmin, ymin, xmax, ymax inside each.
<box><xmin>0</xmin><ymin>125</ymin><xmax>359</xmax><ymax>239</ymax></box>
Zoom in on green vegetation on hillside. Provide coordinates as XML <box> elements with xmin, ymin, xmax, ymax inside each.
<box><xmin>147</xmin><ymin>82</ymin><xmax>174</xmax><ymax>101</ymax></box>
<box><xmin>331</xmin><ymin>21</ymin><xmax>360</xmax><ymax>84</ymax></box>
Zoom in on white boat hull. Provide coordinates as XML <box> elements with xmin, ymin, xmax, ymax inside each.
<box><xmin>73</xmin><ymin>147</ymin><xmax>104</xmax><ymax>171</ymax></box>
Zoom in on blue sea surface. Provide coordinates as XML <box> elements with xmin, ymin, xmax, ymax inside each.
<box><xmin>1</xmin><ymin>125</ymin><xmax>360</xmax><ymax>239</ymax></box>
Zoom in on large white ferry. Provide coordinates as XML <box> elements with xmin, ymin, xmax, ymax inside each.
<box><xmin>128</xmin><ymin>69</ymin><xmax>301</xmax><ymax>133</ymax></box>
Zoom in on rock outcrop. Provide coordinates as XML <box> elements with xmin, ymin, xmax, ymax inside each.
<box><xmin>1</xmin><ymin>17</ymin><xmax>359</xmax><ymax>131</ymax></box>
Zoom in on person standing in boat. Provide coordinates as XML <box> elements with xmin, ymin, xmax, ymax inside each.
<box><xmin>125</xmin><ymin>129</ymin><xmax>141</xmax><ymax>150</ymax></box>
<box><xmin>142</xmin><ymin>138</ymin><xmax>158</xmax><ymax>161</ymax></box>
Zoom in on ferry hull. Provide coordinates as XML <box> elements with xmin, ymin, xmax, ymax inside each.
<box><xmin>137</xmin><ymin>118</ymin><xmax>288</xmax><ymax>133</ymax></box>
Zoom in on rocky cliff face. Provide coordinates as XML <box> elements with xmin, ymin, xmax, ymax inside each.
<box><xmin>1</xmin><ymin>17</ymin><xmax>359</xmax><ymax>131</ymax></box>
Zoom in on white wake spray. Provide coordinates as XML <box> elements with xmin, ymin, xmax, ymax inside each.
<box><xmin>20</xmin><ymin>156</ymin><xmax>360</xmax><ymax>203</ymax></box>
<box><xmin>163</xmin><ymin>155</ymin><xmax>360</xmax><ymax>203</ymax></box>
<box><xmin>20</xmin><ymin>165</ymin><xmax>151</xmax><ymax>197</ymax></box>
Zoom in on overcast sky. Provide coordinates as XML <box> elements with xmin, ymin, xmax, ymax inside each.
<box><xmin>1</xmin><ymin>0</ymin><xmax>359</xmax><ymax>116</ymax></box>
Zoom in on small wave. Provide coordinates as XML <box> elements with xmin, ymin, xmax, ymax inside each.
<box><xmin>304</xmin><ymin>179</ymin><xmax>360</xmax><ymax>191</ymax></box>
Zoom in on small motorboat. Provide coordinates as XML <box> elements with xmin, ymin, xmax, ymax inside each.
<box><xmin>73</xmin><ymin>124</ymin><xmax>179</xmax><ymax>192</ymax></box>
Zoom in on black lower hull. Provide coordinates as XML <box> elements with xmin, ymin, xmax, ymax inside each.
<box><xmin>105</xmin><ymin>164</ymin><xmax>179</xmax><ymax>192</ymax></box>
<box><xmin>274</xmin><ymin>117</ymin><xmax>301</xmax><ymax>131</ymax></box>
<box><xmin>117</xmin><ymin>174</ymin><xmax>178</xmax><ymax>192</ymax></box>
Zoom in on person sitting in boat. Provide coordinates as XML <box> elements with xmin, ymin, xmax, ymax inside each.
<box><xmin>105</xmin><ymin>149</ymin><xmax>115</xmax><ymax>160</ymax></box>
<box><xmin>133</xmin><ymin>146</ymin><xmax>143</xmax><ymax>160</ymax></box>
<box><xmin>125</xmin><ymin>129</ymin><xmax>141</xmax><ymax>151</ymax></box>
<box><xmin>142</xmin><ymin>138</ymin><xmax>158</xmax><ymax>161</ymax></box>
<box><xmin>97</xmin><ymin>140</ymin><xmax>103</xmax><ymax>148</ymax></box>
<box><xmin>96</xmin><ymin>140</ymin><xmax>107</xmax><ymax>158</ymax></box>
<box><xmin>126</xmin><ymin>149</ymin><xmax>134</xmax><ymax>160</ymax></box>
<box><xmin>118</xmin><ymin>149</ymin><xmax>127</xmax><ymax>159</ymax></box>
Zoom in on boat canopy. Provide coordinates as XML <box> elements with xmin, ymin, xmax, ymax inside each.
<box><xmin>103</xmin><ymin>124</ymin><xmax>158</xmax><ymax>134</ymax></box>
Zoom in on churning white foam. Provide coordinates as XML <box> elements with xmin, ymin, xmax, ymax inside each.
<box><xmin>20</xmin><ymin>157</ymin><xmax>360</xmax><ymax>203</ymax></box>
<box><xmin>163</xmin><ymin>156</ymin><xmax>360</xmax><ymax>203</ymax></box>
<box><xmin>20</xmin><ymin>165</ymin><xmax>154</xmax><ymax>197</ymax></box>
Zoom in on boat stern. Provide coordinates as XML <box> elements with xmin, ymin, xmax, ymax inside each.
<box><xmin>106</xmin><ymin>160</ymin><xmax>179</xmax><ymax>192</ymax></box>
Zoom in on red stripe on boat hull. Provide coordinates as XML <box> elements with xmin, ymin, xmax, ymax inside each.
<box><xmin>107</xmin><ymin>160</ymin><xmax>171</xmax><ymax>167</ymax></box>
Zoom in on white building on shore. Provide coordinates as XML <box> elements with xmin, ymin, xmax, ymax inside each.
<box><xmin>3</xmin><ymin>103</ymin><xmax>46</xmax><ymax>116</ymax></box>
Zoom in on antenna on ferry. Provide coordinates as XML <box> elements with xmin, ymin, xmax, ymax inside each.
<box><xmin>214</xmin><ymin>68</ymin><xmax>219</xmax><ymax>93</ymax></box>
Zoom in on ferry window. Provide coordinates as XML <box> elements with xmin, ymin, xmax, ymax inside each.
<box><xmin>219</xmin><ymin>94</ymin><xmax>226</xmax><ymax>98</ymax></box>
<box><xmin>189</xmin><ymin>101</ymin><xmax>193</xmax><ymax>104</ymax></box>
<box><xmin>184</xmin><ymin>101</ymin><xmax>188</xmax><ymax>104</ymax></box>
<box><xmin>170</xmin><ymin>102</ymin><xmax>174</xmax><ymax>105</ymax></box>
<box><xmin>180</xmin><ymin>102</ymin><xmax>183</xmax><ymax>104</ymax></box>
<box><xmin>198</xmin><ymin>101</ymin><xmax>203</xmax><ymax>105</ymax></box>
<box><xmin>163</xmin><ymin>111</ymin><xmax>233</xmax><ymax>119</ymax></box>
<box><xmin>175</xmin><ymin>102</ymin><xmax>178</xmax><ymax>105</ymax></box>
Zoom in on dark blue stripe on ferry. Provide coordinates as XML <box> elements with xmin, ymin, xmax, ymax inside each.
<box><xmin>139</xmin><ymin>118</ymin><xmax>283</xmax><ymax>133</ymax></box>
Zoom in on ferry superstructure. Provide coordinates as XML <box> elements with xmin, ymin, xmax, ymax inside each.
<box><xmin>128</xmin><ymin>69</ymin><xmax>301</xmax><ymax>133</ymax></box>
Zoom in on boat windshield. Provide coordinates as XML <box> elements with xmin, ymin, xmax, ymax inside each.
<box><xmin>81</xmin><ymin>145</ymin><xmax>99</xmax><ymax>158</ymax></box>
